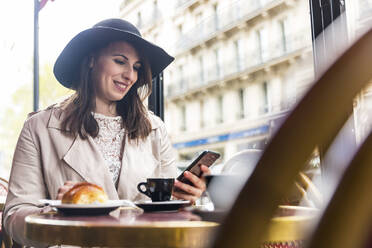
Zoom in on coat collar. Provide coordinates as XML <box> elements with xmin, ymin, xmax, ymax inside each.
<box><xmin>46</xmin><ymin>105</ymin><xmax>161</xmax><ymax>131</ymax></box>
<box><xmin>46</xmin><ymin>105</ymin><xmax>66</xmax><ymax>130</ymax></box>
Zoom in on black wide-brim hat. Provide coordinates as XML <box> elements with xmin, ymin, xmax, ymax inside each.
<box><xmin>54</xmin><ymin>18</ymin><xmax>174</xmax><ymax>89</ymax></box>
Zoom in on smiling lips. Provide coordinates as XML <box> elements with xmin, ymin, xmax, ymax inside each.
<box><xmin>114</xmin><ymin>80</ymin><xmax>129</xmax><ymax>92</ymax></box>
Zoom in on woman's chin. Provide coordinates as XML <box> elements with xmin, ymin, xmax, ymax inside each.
<box><xmin>109</xmin><ymin>92</ymin><xmax>129</xmax><ymax>102</ymax></box>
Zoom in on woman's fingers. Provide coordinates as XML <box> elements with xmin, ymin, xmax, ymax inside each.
<box><xmin>174</xmin><ymin>178</ymin><xmax>203</xmax><ymax>197</ymax></box>
<box><xmin>172</xmin><ymin>190</ymin><xmax>198</xmax><ymax>204</ymax></box>
<box><xmin>56</xmin><ymin>181</ymin><xmax>78</xmax><ymax>200</ymax></box>
<box><xmin>172</xmin><ymin>166</ymin><xmax>211</xmax><ymax>204</ymax></box>
<box><xmin>200</xmin><ymin>165</ymin><xmax>211</xmax><ymax>176</ymax></box>
<box><xmin>184</xmin><ymin>171</ymin><xmax>206</xmax><ymax>191</ymax></box>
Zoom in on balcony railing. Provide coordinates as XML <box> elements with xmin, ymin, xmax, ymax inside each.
<box><xmin>167</xmin><ymin>30</ymin><xmax>311</xmax><ymax>98</ymax></box>
<box><xmin>175</xmin><ymin>0</ymin><xmax>198</xmax><ymax>9</ymax></box>
<box><xmin>247</xmin><ymin>97</ymin><xmax>297</xmax><ymax>120</ymax></box>
<box><xmin>174</xmin><ymin>0</ymin><xmax>284</xmax><ymax>53</ymax></box>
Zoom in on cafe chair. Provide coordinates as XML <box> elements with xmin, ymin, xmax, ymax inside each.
<box><xmin>221</xmin><ymin>150</ymin><xmax>322</xmax><ymax>208</ymax></box>
<box><xmin>204</xmin><ymin>149</ymin><xmax>262</xmax><ymax>212</ymax></box>
<box><xmin>221</xmin><ymin>149</ymin><xmax>262</xmax><ymax>176</ymax></box>
<box><xmin>211</xmin><ymin>26</ymin><xmax>372</xmax><ymax>248</ymax></box>
<box><xmin>296</xmin><ymin>172</ymin><xmax>322</xmax><ymax>208</ymax></box>
<box><xmin>282</xmin><ymin>171</ymin><xmax>322</xmax><ymax>208</ymax></box>
<box><xmin>306</xmin><ymin>129</ymin><xmax>372</xmax><ymax>248</ymax></box>
<box><xmin>0</xmin><ymin>177</ymin><xmax>9</xmax><ymax>248</ymax></box>
<box><xmin>0</xmin><ymin>178</ymin><xmax>7</xmax><ymax>196</ymax></box>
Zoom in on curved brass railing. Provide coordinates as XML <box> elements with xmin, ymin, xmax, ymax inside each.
<box><xmin>212</xmin><ymin>27</ymin><xmax>372</xmax><ymax>248</ymax></box>
<box><xmin>307</xmin><ymin>129</ymin><xmax>372</xmax><ymax>247</ymax></box>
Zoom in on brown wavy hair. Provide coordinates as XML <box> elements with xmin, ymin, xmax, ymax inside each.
<box><xmin>61</xmin><ymin>41</ymin><xmax>153</xmax><ymax>143</ymax></box>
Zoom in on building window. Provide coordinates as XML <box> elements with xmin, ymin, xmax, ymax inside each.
<box><xmin>178</xmin><ymin>65</ymin><xmax>185</xmax><ymax>92</ymax></box>
<box><xmin>279</xmin><ymin>19</ymin><xmax>288</xmax><ymax>53</ymax></box>
<box><xmin>216</xmin><ymin>95</ymin><xmax>223</xmax><ymax>124</ymax></box>
<box><xmin>152</xmin><ymin>0</ymin><xmax>160</xmax><ymax>21</ymax></box>
<box><xmin>257</xmin><ymin>28</ymin><xmax>269</xmax><ymax>62</ymax></box>
<box><xmin>200</xmin><ymin>100</ymin><xmax>205</xmax><ymax>128</ymax></box>
<box><xmin>199</xmin><ymin>56</ymin><xmax>205</xmax><ymax>84</ymax></box>
<box><xmin>136</xmin><ymin>12</ymin><xmax>142</xmax><ymax>28</ymax></box>
<box><xmin>214</xmin><ymin>48</ymin><xmax>223</xmax><ymax>78</ymax></box>
<box><xmin>234</xmin><ymin>39</ymin><xmax>244</xmax><ymax>71</ymax></box>
<box><xmin>180</xmin><ymin>105</ymin><xmax>186</xmax><ymax>131</ymax></box>
<box><xmin>256</xmin><ymin>30</ymin><xmax>262</xmax><ymax>62</ymax></box>
<box><xmin>237</xmin><ymin>88</ymin><xmax>245</xmax><ymax>119</ymax></box>
<box><xmin>213</xmin><ymin>4</ymin><xmax>219</xmax><ymax>30</ymax></box>
<box><xmin>261</xmin><ymin>82</ymin><xmax>269</xmax><ymax>114</ymax></box>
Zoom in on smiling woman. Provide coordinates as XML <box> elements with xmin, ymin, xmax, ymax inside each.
<box><xmin>3</xmin><ymin>18</ymin><xmax>211</xmax><ymax>247</ymax></box>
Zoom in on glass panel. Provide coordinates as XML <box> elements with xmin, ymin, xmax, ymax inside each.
<box><xmin>153</xmin><ymin>3</ymin><xmax>370</xmax><ymax>233</ymax></box>
<box><xmin>159</xmin><ymin>0</ymin><xmax>316</xmax><ymax>172</ymax></box>
<box><xmin>1</xmin><ymin>0</ymin><xmax>371</xmax><ymax>245</ymax></box>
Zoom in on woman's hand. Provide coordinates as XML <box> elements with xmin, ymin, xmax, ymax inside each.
<box><xmin>56</xmin><ymin>181</ymin><xmax>78</xmax><ymax>200</ymax></box>
<box><xmin>172</xmin><ymin>165</ymin><xmax>211</xmax><ymax>204</ymax></box>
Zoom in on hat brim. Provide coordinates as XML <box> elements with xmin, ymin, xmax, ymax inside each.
<box><xmin>54</xmin><ymin>27</ymin><xmax>174</xmax><ymax>89</ymax></box>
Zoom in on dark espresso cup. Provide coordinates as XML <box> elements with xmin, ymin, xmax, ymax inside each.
<box><xmin>137</xmin><ymin>178</ymin><xmax>175</xmax><ymax>202</ymax></box>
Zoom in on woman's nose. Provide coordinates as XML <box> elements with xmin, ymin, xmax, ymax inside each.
<box><xmin>122</xmin><ymin>66</ymin><xmax>136</xmax><ymax>82</ymax></box>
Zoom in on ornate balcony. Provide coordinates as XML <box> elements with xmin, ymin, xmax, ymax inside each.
<box><xmin>174</xmin><ymin>0</ymin><xmax>286</xmax><ymax>55</ymax></box>
<box><xmin>167</xmin><ymin>30</ymin><xmax>311</xmax><ymax>99</ymax></box>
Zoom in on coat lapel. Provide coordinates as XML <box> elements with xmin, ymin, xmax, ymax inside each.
<box><xmin>116</xmin><ymin>136</ymin><xmax>159</xmax><ymax>201</ymax></box>
<box><xmin>116</xmin><ymin>117</ymin><xmax>161</xmax><ymax>201</ymax></box>
<box><xmin>47</xmin><ymin>107</ymin><xmax>119</xmax><ymax>200</ymax></box>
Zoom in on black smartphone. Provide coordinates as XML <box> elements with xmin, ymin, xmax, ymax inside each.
<box><xmin>175</xmin><ymin>150</ymin><xmax>220</xmax><ymax>191</ymax></box>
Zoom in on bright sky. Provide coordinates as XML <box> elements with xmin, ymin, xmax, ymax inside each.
<box><xmin>0</xmin><ymin>0</ymin><xmax>122</xmax><ymax>108</ymax></box>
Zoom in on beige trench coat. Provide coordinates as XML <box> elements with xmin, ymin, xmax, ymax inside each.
<box><xmin>3</xmin><ymin>105</ymin><xmax>179</xmax><ymax>246</ymax></box>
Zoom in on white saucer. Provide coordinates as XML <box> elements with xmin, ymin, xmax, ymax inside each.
<box><xmin>134</xmin><ymin>200</ymin><xmax>191</xmax><ymax>212</ymax></box>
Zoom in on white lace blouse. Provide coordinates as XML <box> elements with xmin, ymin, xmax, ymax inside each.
<box><xmin>92</xmin><ymin>113</ymin><xmax>125</xmax><ymax>184</ymax></box>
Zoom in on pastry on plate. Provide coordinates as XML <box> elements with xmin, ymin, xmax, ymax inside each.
<box><xmin>62</xmin><ymin>182</ymin><xmax>108</xmax><ymax>204</ymax></box>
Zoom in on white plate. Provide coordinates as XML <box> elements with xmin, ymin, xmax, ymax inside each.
<box><xmin>39</xmin><ymin>199</ymin><xmax>136</xmax><ymax>215</ymax></box>
<box><xmin>39</xmin><ymin>199</ymin><xmax>134</xmax><ymax>208</ymax></box>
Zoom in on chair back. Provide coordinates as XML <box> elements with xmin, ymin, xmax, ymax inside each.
<box><xmin>307</xmin><ymin>129</ymin><xmax>372</xmax><ymax>248</ymax></box>
<box><xmin>221</xmin><ymin>149</ymin><xmax>262</xmax><ymax>176</ymax></box>
<box><xmin>0</xmin><ymin>177</ymin><xmax>9</xmax><ymax>248</ymax></box>
<box><xmin>0</xmin><ymin>178</ymin><xmax>8</xmax><ymax>199</ymax></box>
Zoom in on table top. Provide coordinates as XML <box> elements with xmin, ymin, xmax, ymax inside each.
<box><xmin>25</xmin><ymin>207</ymin><xmax>219</xmax><ymax>248</ymax></box>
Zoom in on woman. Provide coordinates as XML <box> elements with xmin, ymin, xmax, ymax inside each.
<box><xmin>3</xmin><ymin>19</ymin><xmax>209</xmax><ymax>246</ymax></box>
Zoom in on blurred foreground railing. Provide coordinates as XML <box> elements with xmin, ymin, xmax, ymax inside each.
<box><xmin>211</xmin><ymin>27</ymin><xmax>372</xmax><ymax>248</ymax></box>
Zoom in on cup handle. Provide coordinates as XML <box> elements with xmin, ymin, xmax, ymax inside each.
<box><xmin>137</xmin><ymin>182</ymin><xmax>151</xmax><ymax>197</ymax></box>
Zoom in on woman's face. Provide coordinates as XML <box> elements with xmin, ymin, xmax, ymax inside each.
<box><xmin>90</xmin><ymin>41</ymin><xmax>142</xmax><ymax>108</ymax></box>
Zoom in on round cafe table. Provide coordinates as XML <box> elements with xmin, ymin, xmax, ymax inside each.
<box><xmin>25</xmin><ymin>207</ymin><xmax>219</xmax><ymax>248</ymax></box>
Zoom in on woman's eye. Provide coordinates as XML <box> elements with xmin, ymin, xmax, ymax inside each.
<box><xmin>114</xmin><ymin>59</ymin><xmax>125</xmax><ymax>65</ymax></box>
<box><xmin>134</xmin><ymin>66</ymin><xmax>141</xmax><ymax>72</ymax></box>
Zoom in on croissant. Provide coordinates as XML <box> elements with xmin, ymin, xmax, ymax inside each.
<box><xmin>61</xmin><ymin>182</ymin><xmax>108</xmax><ymax>204</ymax></box>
